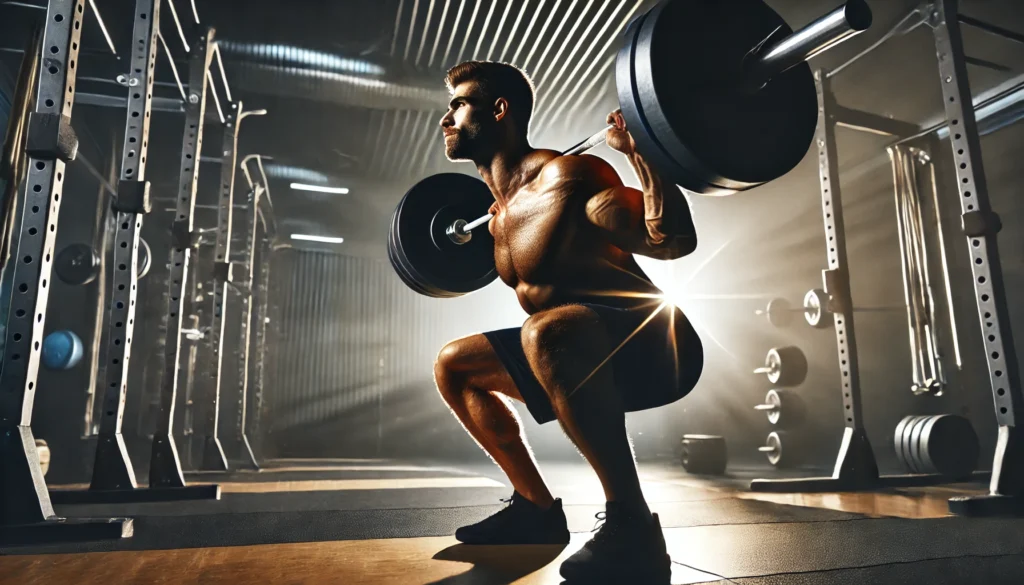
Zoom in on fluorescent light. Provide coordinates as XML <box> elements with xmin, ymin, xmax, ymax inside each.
<box><xmin>290</xmin><ymin>182</ymin><xmax>350</xmax><ymax>195</ymax></box>
<box><xmin>290</xmin><ymin>234</ymin><xmax>345</xmax><ymax>244</ymax></box>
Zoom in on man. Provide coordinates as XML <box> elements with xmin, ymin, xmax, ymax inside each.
<box><xmin>433</xmin><ymin>60</ymin><xmax>704</xmax><ymax>583</ymax></box>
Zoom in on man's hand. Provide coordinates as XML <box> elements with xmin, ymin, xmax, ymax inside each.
<box><xmin>605</xmin><ymin>109</ymin><xmax>636</xmax><ymax>156</ymax></box>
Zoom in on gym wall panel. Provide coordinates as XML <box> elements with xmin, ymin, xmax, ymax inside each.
<box><xmin>263</xmin><ymin>249</ymin><xmax>475</xmax><ymax>458</ymax></box>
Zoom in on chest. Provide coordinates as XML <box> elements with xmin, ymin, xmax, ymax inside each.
<box><xmin>488</xmin><ymin>184</ymin><xmax>585</xmax><ymax>283</ymax></box>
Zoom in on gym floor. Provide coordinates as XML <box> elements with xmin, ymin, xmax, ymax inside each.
<box><xmin>3</xmin><ymin>459</ymin><xmax>1021</xmax><ymax>585</ymax></box>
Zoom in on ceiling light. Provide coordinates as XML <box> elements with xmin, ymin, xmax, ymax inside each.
<box><xmin>290</xmin><ymin>234</ymin><xmax>345</xmax><ymax>244</ymax></box>
<box><xmin>290</xmin><ymin>183</ymin><xmax>350</xmax><ymax>194</ymax></box>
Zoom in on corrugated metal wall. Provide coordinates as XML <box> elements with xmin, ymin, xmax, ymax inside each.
<box><xmin>262</xmin><ymin>249</ymin><xmax>527</xmax><ymax>458</ymax></box>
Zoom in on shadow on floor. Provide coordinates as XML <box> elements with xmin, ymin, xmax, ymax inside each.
<box><xmin>425</xmin><ymin>543</ymin><xmax>566</xmax><ymax>584</ymax></box>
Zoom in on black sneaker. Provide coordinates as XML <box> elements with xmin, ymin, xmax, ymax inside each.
<box><xmin>455</xmin><ymin>492</ymin><xmax>570</xmax><ymax>545</ymax></box>
<box><xmin>559</xmin><ymin>503</ymin><xmax>671</xmax><ymax>584</ymax></box>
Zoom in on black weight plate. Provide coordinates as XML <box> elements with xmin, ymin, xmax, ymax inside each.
<box><xmin>633</xmin><ymin>0</ymin><xmax>817</xmax><ymax>192</ymax></box>
<box><xmin>907</xmin><ymin>415</ymin><xmax>933</xmax><ymax>474</ymax></box>
<box><xmin>922</xmin><ymin>414</ymin><xmax>979</xmax><ymax>479</ymax></box>
<box><xmin>55</xmin><ymin>243</ymin><xmax>100</xmax><ymax>286</ymax></box>
<box><xmin>391</xmin><ymin>173</ymin><xmax>497</xmax><ymax>297</ymax></box>
<box><xmin>615</xmin><ymin>11</ymin><xmax>719</xmax><ymax>195</ymax></box>
<box><xmin>773</xmin><ymin>346</ymin><xmax>807</xmax><ymax>387</ymax></box>
<box><xmin>388</xmin><ymin>209</ymin><xmax>447</xmax><ymax>298</ymax></box>
<box><xmin>893</xmin><ymin>415</ymin><xmax>915</xmax><ymax>472</ymax></box>
<box><xmin>899</xmin><ymin>415</ymin><xmax>924</xmax><ymax>473</ymax></box>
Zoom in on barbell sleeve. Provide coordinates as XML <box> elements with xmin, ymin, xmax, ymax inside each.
<box><xmin>749</xmin><ymin>0</ymin><xmax>872</xmax><ymax>84</ymax></box>
<box><xmin>453</xmin><ymin>125</ymin><xmax>614</xmax><ymax>238</ymax></box>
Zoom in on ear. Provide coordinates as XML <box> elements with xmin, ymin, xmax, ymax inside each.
<box><xmin>493</xmin><ymin>97</ymin><xmax>509</xmax><ymax>123</ymax></box>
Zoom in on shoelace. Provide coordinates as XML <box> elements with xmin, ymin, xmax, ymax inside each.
<box><xmin>590</xmin><ymin>511</ymin><xmax>607</xmax><ymax>532</ymax></box>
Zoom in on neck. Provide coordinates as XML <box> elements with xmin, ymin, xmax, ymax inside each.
<box><xmin>476</xmin><ymin>135</ymin><xmax>533</xmax><ymax>205</ymax></box>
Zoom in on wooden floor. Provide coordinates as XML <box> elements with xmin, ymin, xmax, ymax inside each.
<box><xmin>5</xmin><ymin>462</ymin><xmax>994</xmax><ymax>585</ymax></box>
<box><xmin>2</xmin><ymin>531</ymin><xmax>733</xmax><ymax>585</ymax></box>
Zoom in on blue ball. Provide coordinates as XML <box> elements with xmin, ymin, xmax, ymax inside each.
<box><xmin>42</xmin><ymin>330</ymin><xmax>84</xmax><ymax>370</ymax></box>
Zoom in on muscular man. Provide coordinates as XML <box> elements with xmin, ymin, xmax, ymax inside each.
<box><xmin>434</xmin><ymin>61</ymin><xmax>704</xmax><ymax>583</ymax></box>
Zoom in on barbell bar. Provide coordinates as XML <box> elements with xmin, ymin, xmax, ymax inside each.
<box><xmin>755</xmin><ymin>289</ymin><xmax>904</xmax><ymax>329</ymax></box>
<box><xmin>446</xmin><ymin>0</ymin><xmax>872</xmax><ymax>244</ymax></box>
<box><xmin>390</xmin><ymin>0</ymin><xmax>873</xmax><ymax>298</ymax></box>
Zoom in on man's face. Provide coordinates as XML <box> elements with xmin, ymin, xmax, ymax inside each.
<box><xmin>440</xmin><ymin>82</ymin><xmax>495</xmax><ymax>162</ymax></box>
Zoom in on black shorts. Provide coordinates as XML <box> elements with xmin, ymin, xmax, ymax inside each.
<box><xmin>483</xmin><ymin>303</ymin><xmax>704</xmax><ymax>425</ymax></box>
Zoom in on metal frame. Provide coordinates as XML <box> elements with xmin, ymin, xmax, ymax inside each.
<box><xmin>752</xmin><ymin>0</ymin><xmax>1021</xmax><ymax>502</ymax></box>
<box><xmin>933</xmin><ymin>0</ymin><xmax>1024</xmax><ymax>515</ymax></box>
<box><xmin>235</xmin><ymin>181</ymin><xmax>264</xmax><ymax>469</ymax></box>
<box><xmin>194</xmin><ymin>103</ymin><xmax>242</xmax><ymax>472</ymax></box>
<box><xmin>149</xmin><ymin>25</ymin><xmax>221</xmax><ymax>491</ymax></box>
<box><xmin>47</xmin><ymin>0</ymin><xmax>218</xmax><ymax>506</ymax></box>
<box><xmin>87</xmin><ymin>0</ymin><xmax>160</xmax><ymax>494</ymax></box>
<box><xmin>0</xmin><ymin>0</ymin><xmax>134</xmax><ymax>545</ymax></box>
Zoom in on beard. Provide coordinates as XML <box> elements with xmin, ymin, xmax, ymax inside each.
<box><xmin>444</xmin><ymin>123</ymin><xmax>487</xmax><ymax>162</ymax></box>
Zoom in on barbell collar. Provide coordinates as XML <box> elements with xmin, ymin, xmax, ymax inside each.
<box><xmin>748</xmin><ymin>0</ymin><xmax>872</xmax><ymax>86</ymax></box>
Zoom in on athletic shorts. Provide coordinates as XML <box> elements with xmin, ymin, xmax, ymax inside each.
<box><xmin>483</xmin><ymin>302</ymin><xmax>704</xmax><ymax>425</ymax></box>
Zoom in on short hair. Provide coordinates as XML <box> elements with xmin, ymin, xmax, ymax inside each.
<box><xmin>444</xmin><ymin>61</ymin><xmax>535</xmax><ymax>137</ymax></box>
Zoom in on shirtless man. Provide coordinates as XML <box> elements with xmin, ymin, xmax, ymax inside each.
<box><xmin>433</xmin><ymin>61</ymin><xmax>704</xmax><ymax>583</ymax></box>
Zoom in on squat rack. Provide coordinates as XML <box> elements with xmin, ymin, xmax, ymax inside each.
<box><xmin>751</xmin><ymin>0</ymin><xmax>1023</xmax><ymax>516</ymax></box>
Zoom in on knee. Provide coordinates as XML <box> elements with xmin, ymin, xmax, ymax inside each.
<box><xmin>433</xmin><ymin>341</ymin><xmax>467</xmax><ymax>401</ymax></box>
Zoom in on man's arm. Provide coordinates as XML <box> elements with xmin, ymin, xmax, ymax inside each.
<box><xmin>581</xmin><ymin>155</ymin><xmax>697</xmax><ymax>261</ymax></box>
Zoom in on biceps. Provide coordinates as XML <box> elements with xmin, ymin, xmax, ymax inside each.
<box><xmin>585</xmin><ymin>187</ymin><xmax>643</xmax><ymax>235</ymax></box>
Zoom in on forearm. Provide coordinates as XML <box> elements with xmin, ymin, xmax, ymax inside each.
<box><xmin>625</xmin><ymin>151</ymin><xmax>695</xmax><ymax>247</ymax></box>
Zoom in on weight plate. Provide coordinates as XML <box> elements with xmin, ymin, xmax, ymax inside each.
<box><xmin>906</xmin><ymin>415</ymin><xmax>932</xmax><ymax>474</ymax></box>
<box><xmin>764</xmin><ymin>431</ymin><xmax>782</xmax><ymax>466</ymax></box>
<box><xmin>389</xmin><ymin>173</ymin><xmax>498</xmax><ymax>297</ymax></box>
<box><xmin>921</xmin><ymin>414</ymin><xmax>979</xmax><ymax>479</ymax></box>
<box><xmin>615</xmin><ymin>10</ymin><xmax>719</xmax><ymax>194</ymax></box>
<box><xmin>632</xmin><ymin>0</ymin><xmax>817</xmax><ymax>193</ymax></box>
<box><xmin>55</xmin><ymin>243</ymin><xmax>100</xmax><ymax>286</ymax></box>
<box><xmin>803</xmin><ymin>288</ymin><xmax>831</xmax><ymax>329</ymax></box>
<box><xmin>764</xmin><ymin>389</ymin><xmax>781</xmax><ymax>425</ymax></box>
<box><xmin>893</xmin><ymin>415</ymin><xmax>915</xmax><ymax>472</ymax></box>
<box><xmin>389</xmin><ymin>209</ymin><xmax>447</xmax><ymax>298</ymax></box>
<box><xmin>771</xmin><ymin>346</ymin><xmax>807</xmax><ymax>387</ymax></box>
<box><xmin>900</xmin><ymin>415</ymin><xmax>927</xmax><ymax>474</ymax></box>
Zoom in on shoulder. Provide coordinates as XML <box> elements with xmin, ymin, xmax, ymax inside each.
<box><xmin>537</xmin><ymin>153</ymin><xmax>621</xmax><ymax>187</ymax></box>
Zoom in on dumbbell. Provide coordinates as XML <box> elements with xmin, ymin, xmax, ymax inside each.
<box><xmin>753</xmin><ymin>389</ymin><xmax>806</xmax><ymax>427</ymax></box>
<box><xmin>680</xmin><ymin>434</ymin><xmax>727</xmax><ymax>475</ymax></box>
<box><xmin>753</xmin><ymin>346</ymin><xmax>807</xmax><ymax>386</ymax></box>
<box><xmin>757</xmin><ymin>290</ymin><xmax>903</xmax><ymax>329</ymax></box>
<box><xmin>894</xmin><ymin>414</ymin><xmax>979</xmax><ymax>480</ymax></box>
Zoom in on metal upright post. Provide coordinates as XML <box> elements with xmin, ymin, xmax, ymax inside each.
<box><xmin>149</xmin><ymin>25</ymin><xmax>219</xmax><ymax>490</ymax></box>
<box><xmin>195</xmin><ymin>102</ymin><xmax>243</xmax><ymax>472</ymax></box>
<box><xmin>235</xmin><ymin>182</ymin><xmax>263</xmax><ymax>469</ymax></box>
<box><xmin>84</xmin><ymin>0</ymin><xmax>160</xmax><ymax>496</ymax></box>
<box><xmin>751</xmin><ymin>68</ymin><xmax>881</xmax><ymax>492</ymax></box>
<box><xmin>0</xmin><ymin>0</ymin><xmax>132</xmax><ymax>545</ymax></box>
<box><xmin>932</xmin><ymin>0</ymin><xmax>1024</xmax><ymax>515</ymax></box>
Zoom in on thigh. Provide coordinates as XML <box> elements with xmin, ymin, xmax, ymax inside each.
<box><xmin>587</xmin><ymin>303</ymin><xmax>705</xmax><ymax>411</ymax></box>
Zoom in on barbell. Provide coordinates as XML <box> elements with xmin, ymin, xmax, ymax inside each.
<box><xmin>389</xmin><ymin>0</ymin><xmax>873</xmax><ymax>298</ymax></box>
<box><xmin>756</xmin><ymin>289</ymin><xmax>904</xmax><ymax>329</ymax></box>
